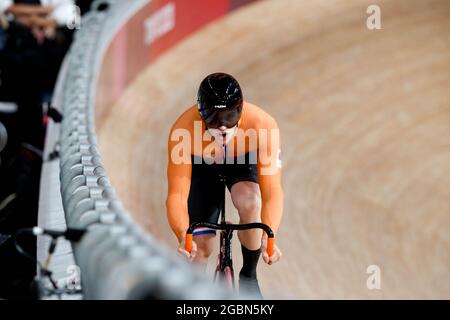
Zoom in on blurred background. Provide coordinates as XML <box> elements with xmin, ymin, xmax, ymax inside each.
<box><xmin>1</xmin><ymin>0</ymin><xmax>449</xmax><ymax>299</ymax></box>
<box><xmin>0</xmin><ymin>0</ymin><xmax>90</xmax><ymax>299</ymax></box>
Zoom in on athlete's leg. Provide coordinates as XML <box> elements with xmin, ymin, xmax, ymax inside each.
<box><xmin>188</xmin><ymin>157</ymin><xmax>222</xmax><ymax>266</ymax></box>
<box><xmin>192</xmin><ymin>233</ymin><xmax>215</xmax><ymax>266</ymax></box>
<box><xmin>230</xmin><ymin>181</ymin><xmax>263</xmax><ymax>297</ymax></box>
<box><xmin>230</xmin><ymin>181</ymin><xmax>262</xmax><ymax>250</ymax></box>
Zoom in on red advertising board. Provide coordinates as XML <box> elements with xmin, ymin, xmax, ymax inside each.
<box><xmin>96</xmin><ymin>0</ymin><xmax>259</xmax><ymax>126</ymax></box>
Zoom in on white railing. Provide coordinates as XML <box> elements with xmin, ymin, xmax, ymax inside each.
<box><xmin>57</xmin><ymin>0</ymin><xmax>239</xmax><ymax>299</ymax></box>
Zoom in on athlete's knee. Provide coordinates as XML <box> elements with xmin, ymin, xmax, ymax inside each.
<box><xmin>194</xmin><ymin>234</ymin><xmax>215</xmax><ymax>258</ymax></box>
<box><xmin>240</xmin><ymin>195</ymin><xmax>261</xmax><ymax>221</ymax></box>
<box><xmin>232</xmin><ymin>187</ymin><xmax>261</xmax><ymax>221</ymax></box>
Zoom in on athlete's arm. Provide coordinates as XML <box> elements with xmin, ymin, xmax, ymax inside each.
<box><xmin>166</xmin><ymin>126</ymin><xmax>192</xmax><ymax>243</ymax></box>
<box><xmin>257</xmin><ymin>116</ymin><xmax>283</xmax><ymax>265</ymax></box>
<box><xmin>258</xmin><ymin>118</ymin><xmax>284</xmax><ymax>236</ymax></box>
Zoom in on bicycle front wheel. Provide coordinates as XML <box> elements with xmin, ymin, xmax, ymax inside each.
<box><xmin>223</xmin><ymin>266</ymin><xmax>234</xmax><ymax>290</ymax></box>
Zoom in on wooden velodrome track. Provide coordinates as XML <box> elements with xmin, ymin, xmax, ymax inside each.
<box><xmin>96</xmin><ymin>0</ymin><xmax>450</xmax><ymax>298</ymax></box>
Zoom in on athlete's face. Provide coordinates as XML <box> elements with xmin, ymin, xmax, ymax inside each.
<box><xmin>203</xmin><ymin>109</ymin><xmax>240</xmax><ymax>129</ymax></box>
<box><xmin>207</xmin><ymin>125</ymin><xmax>238</xmax><ymax>145</ymax></box>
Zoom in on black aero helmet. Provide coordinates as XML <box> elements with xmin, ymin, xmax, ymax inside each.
<box><xmin>197</xmin><ymin>73</ymin><xmax>243</xmax><ymax>128</ymax></box>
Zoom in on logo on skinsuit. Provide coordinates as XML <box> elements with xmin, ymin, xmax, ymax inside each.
<box><xmin>277</xmin><ymin>149</ymin><xmax>282</xmax><ymax>168</ymax></box>
<box><xmin>170</xmin><ymin>121</ymin><xmax>281</xmax><ymax>175</ymax></box>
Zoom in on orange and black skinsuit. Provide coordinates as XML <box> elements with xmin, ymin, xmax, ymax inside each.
<box><xmin>166</xmin><ymin>101</ymin><xmax>284</xmax><ymax>242</ymax></box>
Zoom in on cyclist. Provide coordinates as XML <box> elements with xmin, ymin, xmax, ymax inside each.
<box><xmin>166</xmin><ymin>73</ymin><xmax>283</xmax><ymax>296</ymax></box>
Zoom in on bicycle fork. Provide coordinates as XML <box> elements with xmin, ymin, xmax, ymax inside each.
<box><xmin>215</xmin><ymin>173</ymin><xmax>235</xmax><ymax>288</ymax></box>
<box><xmin>215</xmin><ymin>228</ymin><xmax>235</xmax><ymax>289</ymax></box>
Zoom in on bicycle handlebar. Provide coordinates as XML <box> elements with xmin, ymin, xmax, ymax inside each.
<box><xmin>185</xmin><ymin>222</ymin><xmax>275</xmax><ymax>257</ymax></box>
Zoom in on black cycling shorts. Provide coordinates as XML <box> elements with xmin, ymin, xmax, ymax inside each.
<box><xmin>188</xmin><ymin>152</ymin><xmax>258</xmax><ymax>236</ymax></box>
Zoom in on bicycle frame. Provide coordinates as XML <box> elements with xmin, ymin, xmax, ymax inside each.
<box><xmin>185</xmin><ymin>174</ymin><xmax>275</xmax><ymax>289</ymax></box>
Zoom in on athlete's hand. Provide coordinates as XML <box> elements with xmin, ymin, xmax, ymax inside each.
<box><xmin>177</xmin><ymin>238</ymin><xmax>197</xmax><ymax>262</ymax></box>
<box><xmin>261</xmin><ymin>238</ymin><xmax>282</xmax><ymax>265</ymax></box>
